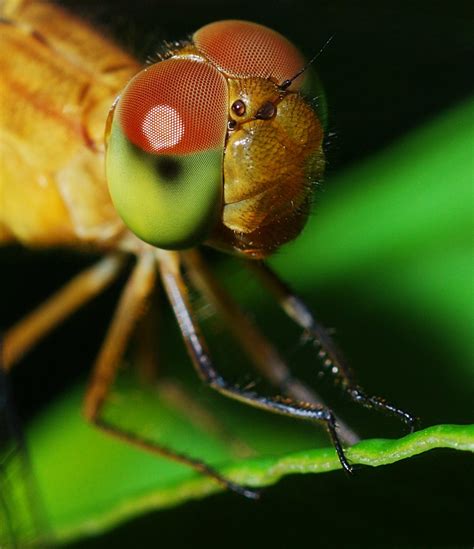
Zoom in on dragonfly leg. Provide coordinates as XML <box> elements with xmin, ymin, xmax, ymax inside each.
<box><xmin>83</xmin><ymin>251</ymin><xmax>156</xmax><ymax>421</ymax></box>
<box><xmin>2</xmin><ymin>254</ymin><xmax>126</xmax><ymax>371</ymax></box>
<box><xmin>158</xmin><ymin>250</ymin><xmax>353</xmax><ymax>475</ymax></box>
<box><xmin>181</xmin><ymin>249</ymin><xmax>359</xmax><ymax>446</ymax></box>
<box><xmin>247</xmin><ymin>261</ymin><xmax>418</xmax><ymax>432</ymax></box>
<box><xmin>92</xmin><ymin>420</ymin><xmax>260</xmax><ymax>499</ymax></box>
<box><xmin>83</xmin><ymin>251</ymin><xmax>258</xmax><ymax>497</ymax></box>
<box><xmin>132</xmin><ymin>289</ymin><xmax>161</xmax><ymax>384</ymax></box>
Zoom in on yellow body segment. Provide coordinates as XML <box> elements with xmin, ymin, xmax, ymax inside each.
<box><xmin>0</xmin><ymin>0</ymin><xmax>139</xmax><ymax>247</ymax></box>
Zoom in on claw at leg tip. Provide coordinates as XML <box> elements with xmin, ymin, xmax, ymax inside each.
<box><xmin>229</xmin><ymin>482</ymin><xmax>261</xmax><ymax>500</ymax></box>
<box><xmin>341</xmin><ymin>460</ymin><xmax>354</xmax><ymax>476</ymax></box>
<box><xmin>408</xmin><ymin>415</ymin><xmax>419</xmax><ymax>433</ymax></box>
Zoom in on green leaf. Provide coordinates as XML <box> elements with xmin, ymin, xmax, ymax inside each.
<box><xmin>25</xmin><ymin>382</ymin><xmax>474</xmax><ymax>546</ymax></box>
<box><xmin>2</xmin><ymin>97</ymin><xmax>473</xmax><ymax>547</ymax></box>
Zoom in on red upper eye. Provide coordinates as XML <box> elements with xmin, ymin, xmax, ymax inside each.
<box><xmin>194</xmin><ymin>20</ymin><xmax>305</xmax><ymax>87</ymax></box>
<box><xmin>118</xmin><ymin>58</ymin><xmax>228</xmax><ymax>155</ymax></box>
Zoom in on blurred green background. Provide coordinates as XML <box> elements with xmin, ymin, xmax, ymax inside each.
<box><xmin>1</xmin><ymin>0</ymin><xmax>473</xmax><ymax>547</ymax></box>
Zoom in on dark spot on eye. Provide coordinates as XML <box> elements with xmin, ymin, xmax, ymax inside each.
<box><xmin>231</xmin><ymin>99</ymin><xmax>246</xmax><ymax>116</ymax></box>
<box><xmin>155</xmin><ymin>157</ymin><xmax>182</xmax><ymax>181</ymax></box>
<box><xmin>256</xmin><ymin>101</ymin><xmax>276</xmax><ymax>120</ymax></box>
<box><xmin>228</xmin><ymin>119</ymin><xmax>237</xmax><ymax>130</ymax></box>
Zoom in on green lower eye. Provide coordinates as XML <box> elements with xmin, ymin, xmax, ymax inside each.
<box><xmin>106</xmin><ymin>119</ymin><xmax>223</xmax><ymax>249</ymax></box>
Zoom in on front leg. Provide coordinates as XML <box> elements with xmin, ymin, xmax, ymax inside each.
<box><xmin>247</xmin><ymin>261</ymin><xmax>417</xmax><ymax>431</ymax></box>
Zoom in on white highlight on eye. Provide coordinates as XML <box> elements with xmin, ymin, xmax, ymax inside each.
<box><xmin>142</xmin><ymin>105</ymin><xmax>184</xmax><ymax>151</ymax></box>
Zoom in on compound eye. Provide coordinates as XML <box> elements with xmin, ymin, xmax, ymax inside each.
<box><xmin>106</xmin><ymin>58</ymin><xmax>228</xmax><ymax>249</ymax></box>
<box><xmin>118</xmin><ymin>58</ymin><xmax>228</xmax><ymax>154</ymax></box>
<box><xmin>194</xmin><ymin>20</ymin><xmax>306</xmax><ymax>89</ymax></box>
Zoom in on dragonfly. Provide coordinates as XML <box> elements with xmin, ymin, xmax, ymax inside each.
<box><xmin>0</xmin><ymin>0</ymin><xmax>416</xmax><ymax>544</ymax></box>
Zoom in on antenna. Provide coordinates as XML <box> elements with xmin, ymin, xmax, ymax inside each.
<box><xmin>279</xmin><ymin>35</ymin><xmax>334</xmax><ymax>91</ymax></box>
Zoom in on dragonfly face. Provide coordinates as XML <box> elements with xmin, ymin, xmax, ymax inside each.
<box><xmin>106</xmin><ymin>20</ymin><xmax>325</xmax><ymax>257</ymax></box>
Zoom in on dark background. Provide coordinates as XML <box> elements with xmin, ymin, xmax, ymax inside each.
<box><xmin>1</xmin><ymin>0</ymin><xmax>473</xmax><ymax>547</ymax></box>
